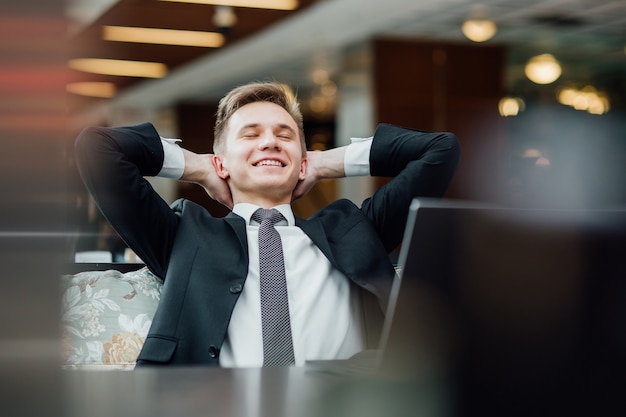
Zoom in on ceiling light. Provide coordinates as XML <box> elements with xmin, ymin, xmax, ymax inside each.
<box><xmin>68</xmin><ymin>58</ymin><xmax>168</xmax><ymax>78</ymax></box>
<box><xmin>524</xmin><ymin>54</ymin><xmax>561</xmax><ymax>84</ymax></box>
<box><xmin>159</xmin><ymin>0</ymin><xmax>298</xmax><ymax>10</ymax></box>
<box><xmin>66</xmin><ymin>82</ymin><xmax>116</xmax><ymax>98</ymax></box>
<box><xmin>462</xmin><ymin>19</ymin><xmax>497</xmax><ymax>42</ymax></box>
<box><xmin>462</xmin><ymin>4</ymin><xmax>497</xmax><ymax>42</ymax></box>
<box><xmin>213</xmin><ymin>6</ymin><xmax>237</xmax><ymax>28</ymax></box>
<box><xmin>103</xmin><ymin>26</ymin><xmax>225</xmax><ymax>47</ymax></box>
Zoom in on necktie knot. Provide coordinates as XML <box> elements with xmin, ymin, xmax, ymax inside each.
<box><xmin>252</xmin><ymin>208</ymin><xmax>285</xmax><ymax>227</ymax></box>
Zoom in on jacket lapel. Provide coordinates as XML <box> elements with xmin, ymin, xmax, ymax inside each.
<box><xmin>296</xmin><ymin>217</ymin><xmax>337</xmax><ymax>267</ymax></box>
<box><xmin>225</xmin><ymin>212</ymin><xmax>248</xmax><ymax>252</ymax></box>
<box><xmin>225</xmin><ymin>212</ymin><xmax>349</xmax><ymax>278</ymax></box>
<box><xmin>224</xmin><ymin>213</ymin><xmax>335</xmax><ymax>267</ymax></box>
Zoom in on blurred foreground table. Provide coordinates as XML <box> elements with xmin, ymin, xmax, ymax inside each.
<box><xmin>61</xmin><ymin>366</ymin><xmax>446</xmax><ymax>417</ymax></box>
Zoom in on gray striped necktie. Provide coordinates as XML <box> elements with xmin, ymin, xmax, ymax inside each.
<box><xmin>252</xmin><ymin>208</ymin><xmax>295</xmax><ymax>366</ymax></box>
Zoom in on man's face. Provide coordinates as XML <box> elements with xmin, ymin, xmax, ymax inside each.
<box><xmin>213</xmin><ymin>101</ymin><xmax>307</xmax><ymax>204</ymax></box>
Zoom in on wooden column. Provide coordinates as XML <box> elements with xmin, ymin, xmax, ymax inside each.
<box><xmin>373</xmin><ymin>38</ymin><xmax>507</xmax><ymax>202</ymax></box>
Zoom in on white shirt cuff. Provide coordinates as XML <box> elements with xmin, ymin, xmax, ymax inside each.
<box><xmin>344</xmin><ymin>137</ymin><xmax>372</xmax><ymax>177</ymax></box>
<box><xmin>157</xmin><ymin>137</ymin><xmax>185</xmax><ymax>179</ymax></box>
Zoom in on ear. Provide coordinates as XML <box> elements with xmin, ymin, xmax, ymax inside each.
<box><xmin>299</xmin><ymin>157</ymin><xmax>308</xmax><ymax>181</ymax></box>
<box><xmin>212</xmin><ymin>155</ymin><xmax>229</xmax><ymax>180</ymax></box>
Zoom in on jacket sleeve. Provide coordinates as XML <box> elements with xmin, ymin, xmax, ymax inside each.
<box><xmin>74</xmin><ymin>122</ymin><xmax>178</xmax><ymax>277</ymax></box>
<box><xmin>361</xmin><ymin>123</ymin><xmax>460</xmax><ymax>252</ymax></box>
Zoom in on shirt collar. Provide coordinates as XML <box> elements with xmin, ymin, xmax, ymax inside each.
<box><xmin>232</xmin><ymin>203</ymin><xmax>295</xmax><ymax>226</ymax></box>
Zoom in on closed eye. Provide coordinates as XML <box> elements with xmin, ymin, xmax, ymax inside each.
<box><xmin>276</xmin><ymin>130</ymin><xmax>295</xmax><ymax>140</ymax></box>
<box><xmin>274</xmin><ymin>123</ymin><xmax>297</xmax><ymax>139</ymax></box>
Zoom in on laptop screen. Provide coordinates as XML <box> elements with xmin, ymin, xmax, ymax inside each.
<box><xmin>378</xmin><ymin>198</ymin><xmax>626</xmax><ymax>415</ymax></box>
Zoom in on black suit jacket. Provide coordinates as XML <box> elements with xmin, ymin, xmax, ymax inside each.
<box><xmin>75</xmin><ymin>122</ymin><xmax>460</xmax><ymax>366</ymax></box>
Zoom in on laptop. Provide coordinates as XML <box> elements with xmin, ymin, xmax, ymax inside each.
<box><xmin>308</xmin><ymin>198</ymin><xmax>626</xmax><ymax>414</ymax></box>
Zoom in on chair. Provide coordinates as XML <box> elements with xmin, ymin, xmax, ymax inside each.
<box><xmin>60</xmin><ymin>265</ymin><xmax>162</xmax><ymax>369</ymax></box>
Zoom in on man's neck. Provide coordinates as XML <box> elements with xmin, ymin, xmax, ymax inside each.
<box><xmin>231</xmin><ymin>193</ymin><xmax>292</xmax><ymax>210</ymax></box>
<box><xmin>232</xmin><ymin>202</ymin><xmax>295</xmax><ymax>226</ymax></box>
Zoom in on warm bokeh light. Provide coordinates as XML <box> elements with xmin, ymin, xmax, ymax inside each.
<box><xmin>462</xmin><ymin>19</ymin><xmax>497</xmax><ymax>42</ymax></box>
<box><xmin>462</xmin><ymin>3</ymin><xmax>497</xmax><ymax>42</ymax></box>
<box><xmin>312</xmin><ymin>68</ymin><xmax>329</xmax><ymax>84</ymax></box>
<box><xmin>320</xmin><ymin>80</ymin><xmax>337</xmax><ymax>97</ymax></box>
<box><xmin>158</xmin><ymin>0</ymin><xmax>298</xmax><ymax>10</ymax></box>
<box><xmin>535</xmin><ymin>157</ymin><xmax>551</xmax><ymax>167</ymax></box>
<box><xmin>103</xmin><ymin>26</ymin><xmax>225</xmax><ymax>48</ymax></box>
<box><xmin>522</xmin><ymin>149</ymin><xmax>551</xmax><ymax>167</ymax></box>
<box><xmin>68</xmin><ymin>58</ymin><xmax>168</xmax><ymax>78</ymax></box>
<box><xmin>524</xmin><ymin>54</ymin><xmax>562</xmax><ymax>84</ymax></box>
<box><xmin>523</xmin><ymin>148</ymin><xmax>542</xmax><ymax>158</ymax></box>
<box><xmin>498</xmin><ymin>97</ymin><xmax>525</xmax><ymax>117</ymax></box>
<box><xmin>66</xmin><ymin>81</ymin><xmax>116</xmax><ymax>98</ymax></box>
<box><xmin>557</xmin><ymin>85</ymin><xmax>610</xmax><ymax>115</ymax></box>
<box><xmin>309</xmin><ymin>95</ymin><xmax>327</xmax><ymax>113</ymax></box>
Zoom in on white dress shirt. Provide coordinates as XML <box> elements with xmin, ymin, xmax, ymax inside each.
<box><xmin>157</xmin><ymin>135</ymin><xmax>373</xmax><ymax>366</ymax></box>
<box><xmin>220</xmin><ymin>203</ymin><xmax>364</xmax><ymax>366</ymax></box>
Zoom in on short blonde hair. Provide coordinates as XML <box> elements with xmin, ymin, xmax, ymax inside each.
<box><xmin>213</xmin><ymin>81</ymin><xmax>306</xmax><ymax>155</ymax></box>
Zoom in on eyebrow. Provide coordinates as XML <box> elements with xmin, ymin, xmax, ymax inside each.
<box><xmin>274</xmin><ymin>124</ymin><xmax>297</xmax><ymax>134</ymax></box>
<box><xmin>238</xmin><ymin>123</ymin><xmax>296</xmax><ymax>134</ymax></box>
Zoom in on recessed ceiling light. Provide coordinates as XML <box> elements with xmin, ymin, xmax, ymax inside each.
<box><xmin>67</xmin><ymin>82</ymin><xmax>116</xmax><ymax>98</ymax></box>
<box><xmin>103</xmin><ymin>26</ymin><xmax>225</xmax><ymax>48</ymax></box>
<box><xmin>158</xmin><ymin>0</ymin><xmax>298</xmax><ymax>11</ymax></box>
<box><xmin>68</xmin><ymin>58</ymin><xmax>168</xmax><ymax>78</ymax></box>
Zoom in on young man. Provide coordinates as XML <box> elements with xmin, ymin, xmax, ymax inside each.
<box><xmin>75</xmin><ymin>81</ymin><xmax>460</xmax><ymax>367</ymax></box>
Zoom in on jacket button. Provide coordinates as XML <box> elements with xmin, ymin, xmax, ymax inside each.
<box><xmin>208</xmin><ymin>345</ymin><xmax>219</xmax><ymax>358</ymax></box>
<box><xmin>229</xmin><ymin>283</ymin><xmax>243</xmax><ymax>294</ymax></box>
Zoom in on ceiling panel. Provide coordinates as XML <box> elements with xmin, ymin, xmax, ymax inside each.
<box><xmin>67</xmin><ymin>0</ymin><xmax>320</xmax><ymax>110</ymax></box>
<box><xmin>67</xmin><ymin>0</ymin><xmax>626</xmax><ymax>118</ymax></box>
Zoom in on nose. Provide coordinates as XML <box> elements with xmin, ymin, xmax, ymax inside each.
<box><xmin>258</xmin><ymin>132</ymin><xmax>280</xmax><ymax>150</ymax></box>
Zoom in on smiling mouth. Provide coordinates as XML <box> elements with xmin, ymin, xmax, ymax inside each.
<box><xmin>255</xmin><ymin>159</ymin><xmax>284</xmax><ymax>167</ymax></box>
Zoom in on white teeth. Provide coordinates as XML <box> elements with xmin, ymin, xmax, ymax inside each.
<box><xmin>256</xmin><ymin>160</ymin><xmax>283</xmax><ymax>167</ymax></box>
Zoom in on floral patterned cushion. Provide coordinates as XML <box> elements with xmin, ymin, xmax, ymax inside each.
<box><xmin>61</xmin><ymin>267</ymin><xmax>163</xmax><ymax>369</ymax></box>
